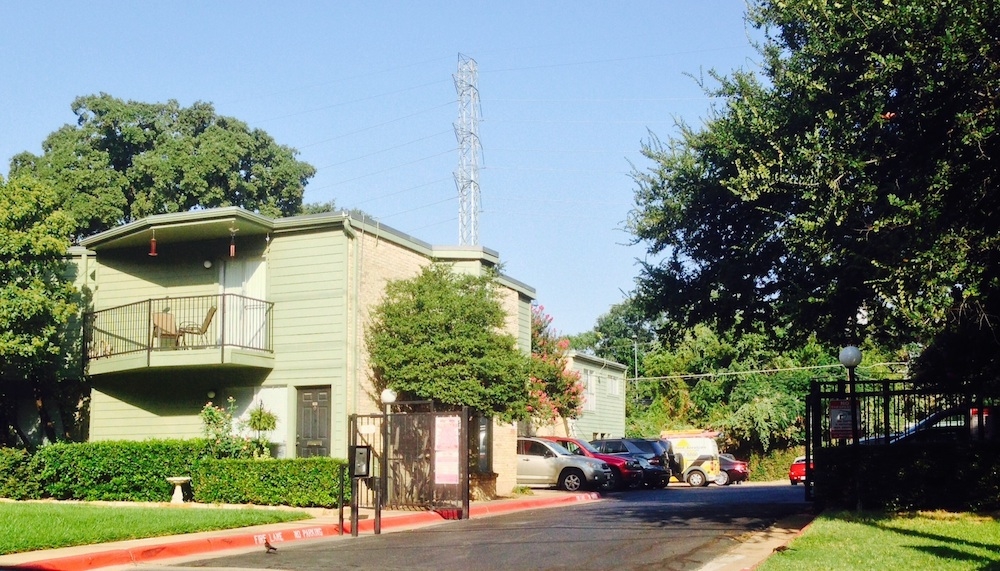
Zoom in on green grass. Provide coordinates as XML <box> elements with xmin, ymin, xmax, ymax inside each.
<box><xmin>758</xmin><ymin>510</ymin><xmax>1000</xmax><ymax>571</ymax></box>
<box><xmin>0</xmin><ymin>503</ymin><xmax>312</xmax><ymax>555</ymax></box>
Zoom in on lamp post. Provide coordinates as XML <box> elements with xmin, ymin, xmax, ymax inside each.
<box><xmin>376</xmin><ymin>388</ymin><xmax>397</xmax><ymax>534</ymax></box>
<box><xmin>632</xmin><ymin>334</ymin><xmax>639</xmax><ymax>381</ymax></box>
<box><xmin>838</xmin><ymin>346</ymin><xmax>862</xmax><ymax>443</ymax></box>
<box><xmin>839</xmin><ymin>345</ymin><xmax>862</xmax><ymax>511</ymax></box>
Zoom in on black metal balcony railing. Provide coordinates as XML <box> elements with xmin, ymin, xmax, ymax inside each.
<box><xmin>84</xmin><ymin>294</ymin><xmax>273</xmax><ymax>361</ymax></box>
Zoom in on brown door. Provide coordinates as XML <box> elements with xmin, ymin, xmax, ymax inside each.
<box><xmin>296</xmin><ymin>387</ymin><xmax>331</xmax><ymax>457</ymax></box>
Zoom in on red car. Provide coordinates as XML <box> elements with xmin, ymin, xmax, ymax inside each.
<box><xmin>540</xmin><ymin>436</ymin><xmax>644</xmax><ymax>490</ymax></box>
<box><xmin>715</xmin><ymin>453</ymin><xmax>749</xmax><ymax>485</ymax></box>
<box><xmin>788</xmin><ymin>456</ymin><xmax>812</xmax><ymax>485</ymax></box>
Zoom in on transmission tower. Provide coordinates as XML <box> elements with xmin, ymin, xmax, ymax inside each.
<box><xmin>453</xmin><ymin>53</ymin><xmax>482</xmax><ymax>246</ymax></box>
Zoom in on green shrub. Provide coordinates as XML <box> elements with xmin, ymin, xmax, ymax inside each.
<box><xmin>193</xmin><ymin>457</ymin><xmax>349</xmax><ymax>507</ymax></box>
<box><xmin>0</xmin><ymin>447</ymin><xmax>39</xmax><ymax>499</ymax></box>
<box><xmin>30</xmin><ymin>439</ymin><xmax>209</xmax><ymax>502</ymax></box>
<box><xmin>814</xmin><ymin>441</ymin><xmax>1000</xmax><ymax>512</ymax></box>
<box><xmin>747</xmin><ymin>447</ymin><xmax>803</xmax><ymax>482</ymax></box>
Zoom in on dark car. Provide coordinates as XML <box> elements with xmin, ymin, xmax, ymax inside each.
<box><xmin>788</xmin><ymin>456</ymin><xmax>812</xmax><ymax>485</ymax></box>
<box><xmin>715</xmin><ymin>453</ymin><xmax>749</xmax><ymax>485</ymax></box>
<box><xmin>590</xmin><ymin>438</ymin><xmax>672</xmax><ymax>488</ymax></box>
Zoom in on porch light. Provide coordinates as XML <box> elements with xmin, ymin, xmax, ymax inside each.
<box><xmin>203</xmin><ymin>260</ymin><xmax>213</xmax><ymax>269</ymax></box>
<box><xmin>149</xmin><ymin>229</ymin><xmax>158</xmax><ymax>257</ymax></box>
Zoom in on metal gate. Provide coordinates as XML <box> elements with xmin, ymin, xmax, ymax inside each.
<box><xmin>349</xmin><ymin>405</ymin><xmax>470</xmax><ymax>514</ymax></box>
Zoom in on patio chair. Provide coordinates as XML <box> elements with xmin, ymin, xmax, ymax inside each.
<box><xmin>179</xmin><ymin>306</ymin><xmax>217</xmax><ymax>347</ymax></box>
<box><xmin>151</xmin><ymin>312</ymin><xmax>182</xmax><ymax>348</ymax></box>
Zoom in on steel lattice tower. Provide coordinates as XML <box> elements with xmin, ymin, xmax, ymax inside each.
<box><xmin>453</xmin><ymin>53</ymin><xmax>482</xmax><ymax>246</ymax></box>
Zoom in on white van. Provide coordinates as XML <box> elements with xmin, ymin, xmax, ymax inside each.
<box><xmin>661</xmin><ymin>434</ymin><xmax>721</xmax><ymax>487</ymax></box>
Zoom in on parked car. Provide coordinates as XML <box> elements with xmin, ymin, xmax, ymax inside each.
<box><xmin>788</xmin><ymin>456</ymin><xmax>812</xmax><ymax>485</ymax></box>
<box><xmin>635</xmin><ymin>456</ymin><xmax>671</xmax><ymax>488</ymax></box>
<box><xmin>516</xmin><ymin>437</ymin><xmax>612</xmax><ymax>491</ymax></box>
<box><xmin>589</xmin><ymin>438</ymin><xmax>672</xmax><ymax>487</ymax></box>
<box><xmin>540</xmin><ymin>436</ymin><xmax>644</xmax><ymax>490</ymax></box>
<box><xmin>715</xmin><ymin>453</ymin><xmax>749</xmax><ymax>485</ymax></box>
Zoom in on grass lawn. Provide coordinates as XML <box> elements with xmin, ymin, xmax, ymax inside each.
<box><xmin>0</xmin><ymin>502</ymin><xmax>312</xmax><ymax>556</ymax></box>
<box><xmin>758</xmin><ymin>510</ymin><xmax>1000</xmax><ymax>571</ymax></box>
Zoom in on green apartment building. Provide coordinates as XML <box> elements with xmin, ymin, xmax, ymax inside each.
<box><xmin>76</xmin><ymin>207</ymin><xmax>534</xmax><ymax>493</ymax></box>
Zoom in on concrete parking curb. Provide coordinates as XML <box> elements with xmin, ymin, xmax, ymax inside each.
<box><xmin>1</xmin><ymin>492</ymin><xmax>601</xmax><ymax>571</ymax></box>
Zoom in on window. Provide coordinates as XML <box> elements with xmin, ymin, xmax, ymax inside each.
<box><xmin>584</xmin><ymin>370</ymin><xmax>597</xmax><ymax>412</ymax></box>
<box><xmin>609</xmin><ymin>376</ymin><xmax>621</xmax><ymax>397</ymax></box>
<box><xmin>471</xmin><ymin>411</ymin><xmax>492</xmax><ymax>473</ymax></box>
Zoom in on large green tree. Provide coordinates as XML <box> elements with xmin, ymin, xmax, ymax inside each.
<box><xmin>0</xmin><ymin>176</ymin><xmax>81</xmax><ymax>446</ymax></box>
<box><xmin>10</xmin><ymin>93</ymin><xmax>316</xmax><ymax>238</ymax></box>
<box><xmin>629</xmin><ymin>0</ymin><xmax>1000</xmax><ymax>387</ymax></box>
<box><xmin>366</xmin><ymin>264</ymin><xmax>531</xmax><ymax>421</ymax></box>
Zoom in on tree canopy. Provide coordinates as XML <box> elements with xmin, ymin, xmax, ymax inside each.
<box><xmin>0</xmin><ymin>175</ymin><xmax>81</xmax><ymax>446</ymax></box>
<box><xmin>629</xmin><ymin>0</ymin><xmax>1000</xmax><ymax>387</ymax></box>
<box><xmin>365</xmin><ymin>264</ymin><xmax>531</xmax><ymax>421</ymax></box>
<box><xmin>10</xmin><ymin>93</ymin><xmax>316</xmax><ymax>238</ymax></box>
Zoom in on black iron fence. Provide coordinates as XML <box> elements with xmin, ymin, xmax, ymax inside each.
<box><xmin>804</xmin><ymin>379</ymin><xmax>998</xmax><ymax>502</ymax></box>
<box><xmin>84</xmin><ymin>293</ymin><xmax>273</xmax><ymax>361</ymax></box>
<box><xmin>807</xmin><ymin>380</ymin><xmax>997</xmax><ymax>448</ymax></box>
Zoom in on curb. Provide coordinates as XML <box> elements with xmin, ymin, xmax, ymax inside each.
<box><xmin>5</xmin><ymin>492</ymin><xmax>601</xmax><ymax>570</ymax></box>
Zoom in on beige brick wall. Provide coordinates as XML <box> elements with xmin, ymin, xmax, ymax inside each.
<box><xmin>492</xmin><ymin>420</ymin><xmax>520</xmax><ymax>494</ymax></box>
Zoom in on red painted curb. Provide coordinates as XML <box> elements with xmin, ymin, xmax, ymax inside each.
<box><xmin>10</xmin><ymin>493</ymin><xmax>600</xmax><ymax>570</ymax></box>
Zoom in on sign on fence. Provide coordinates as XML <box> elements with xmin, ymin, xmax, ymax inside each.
<box><xmin>829</xmin><ymin>399</ymin><xmax>853</xmax><ymax>439</ymax></box>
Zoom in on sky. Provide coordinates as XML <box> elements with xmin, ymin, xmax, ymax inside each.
<box><xmin>1</xmin><ymin>1</ymin><xmax>763</xmax><ymax>335</ymax></box>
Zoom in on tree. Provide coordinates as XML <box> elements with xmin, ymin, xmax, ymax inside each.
<box><xmin>0</xmin><ymin>175</ymin><xmax>80</xmax><ymax>447</ymax></box>
<box><xmin>569</xmin><ymin>298</ymin><xmax>655</xmax><ymax>380</ymax></box>
<box><xmin>366</xmin><ymin>264</ymin><xmax>531</xmax><ymax>421</ymax></box>
<box><xmin>528</xmin><ymin>305</ymin><xmax>583</xmax><ymax>423</ymax></box>
<box><xmin>10</xmin><ymin>93</ymin><xmax>316</xmax><ymax>238</ymax></box>
<box><xmin>629</xmin><ymin>0</ymin><xmax>1000</xmax><ymax>387</ymax></box>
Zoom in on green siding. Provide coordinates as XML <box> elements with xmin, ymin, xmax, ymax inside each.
<box><xmin>266</xmin><ymin>229</ymin><xmax>350</xmax><ymax>457</ymax></box>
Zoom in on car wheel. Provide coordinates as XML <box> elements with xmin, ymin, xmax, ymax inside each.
<box><xmin>560</xmin><ymin>469</ymin><xmax>585</xmax><ymax>492</ymax></box>
<box><xmin>686</xmin><ymin>470</ymin><xmax>707</xmax><ymax>487</ymax></box>
<box><xmin>790</xmin><ymin>479</ymin><xmax>798</xmax><ymax>485</ymax></box>
<box><xmin>715</xmin><ymin>471</ymin><xmax>730</xmax><ymax>486</ymax></box>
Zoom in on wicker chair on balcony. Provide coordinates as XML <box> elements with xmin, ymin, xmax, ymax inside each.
<box><xmin>178</xmin><ymin>306</ymin><xmax>217</xmax><ymax>347</ymax></box>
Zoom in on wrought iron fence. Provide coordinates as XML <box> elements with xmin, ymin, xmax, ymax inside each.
<box><xmin>84</xmin><ymin>293</ymin><xmax>273</xmax><ymax>361</ymax></box>
<box><xmin>807</xmin><ymin>380</ymin><xmax>997</xmax><ymax>448</ymax></box>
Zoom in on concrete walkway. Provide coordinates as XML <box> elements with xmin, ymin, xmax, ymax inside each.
<box><xmin>0</xmin><ymin>491</ymin><xmax>813</xmax><ymax>571</ymax></box>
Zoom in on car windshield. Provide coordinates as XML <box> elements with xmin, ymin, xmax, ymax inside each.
<box><xmin>543</xmin><ymin>440</ymin><xmax>574</xmax><ymax>456</ymax></box>
<box><xmin>571</xmin><ymin>439</ymin><xmax>600</xmax><ymax>453</ymax></box>
<box><xmin>629</xmin><ymin>440</ymin><xmax>657</xmax><ymax>454</ymax></box>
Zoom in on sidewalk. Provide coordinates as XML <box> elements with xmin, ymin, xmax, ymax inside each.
<box><xmin>0</xmin><ymin>491</ymin><xmax>814</xmax><ymax>571</ymax></box>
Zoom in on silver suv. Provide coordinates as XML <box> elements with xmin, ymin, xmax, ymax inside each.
<box><xmin>516</xmin><ymin>437</ymin><xmax>612</xmax><ymax>491</ymax></box>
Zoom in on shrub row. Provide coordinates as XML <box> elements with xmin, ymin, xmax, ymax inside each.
<box><xmin>0</xmin><ymin>441</ymin><xmax>349</xmax><ymax>507</ymax></box>
<box><xmin>814</xmin><ymin>441</ymin><xmax>1000</xmax><ymax>511</ymax></box>
<box><xmin>193</xmin><ymin>457</ymin><xmax>348</xmax><ymax>508</ymax></box>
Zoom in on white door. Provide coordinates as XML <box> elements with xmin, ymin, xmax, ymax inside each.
<box><xmin>222</xmin><ymin>259</ymin><xmax>267</xmax><ymax>348</ymax></box>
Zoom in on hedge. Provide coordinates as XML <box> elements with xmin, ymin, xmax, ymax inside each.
<box><xmin>813</xmin><ymin>441</ymin><xmax>1000</xmax><ymax>511</ymax></box>
<box><xmin>1</xmin><ymin>441</ymin><xmax>349</xmax><ymax>507</ymax></box>
<box><xmin>193</xmin><ymin>457</ymin><xmax>349</xmax><ymax>507</ymax></box>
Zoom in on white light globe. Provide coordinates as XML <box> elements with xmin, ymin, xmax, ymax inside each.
<box><xmin>380</xmin><ymin>388</ymin><xmax>397</xmax><ymax>404</ymax></box>
<box><xmin>839</xmin><ymin>346</ymin><xmax>862</xmax><ymax>368</ymax></box>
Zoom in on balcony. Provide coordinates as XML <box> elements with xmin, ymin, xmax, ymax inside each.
<box><xmin>84</xmin><ymin>294</ymin><xmax>275</xmax><ymax>375</ymax></box>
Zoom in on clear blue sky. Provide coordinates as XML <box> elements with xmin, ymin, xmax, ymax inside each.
<box><xmin>1</xmin><ymin>1</ymin><xmax>762</xmax><ymax>335</ymax></box>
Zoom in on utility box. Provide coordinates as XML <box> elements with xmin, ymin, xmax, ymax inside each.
<box><xmin>350</xmin><ymin>445</ymin><xmax>371</xmax><ymax>478</ymax></box>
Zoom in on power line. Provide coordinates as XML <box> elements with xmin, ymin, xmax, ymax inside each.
<box><xmin>628</xmin><ymin>362</ymin><xmax>911</xmax><ymax>382</ymax></box>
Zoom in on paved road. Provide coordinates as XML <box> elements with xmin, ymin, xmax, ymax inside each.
<box><xmin>156</xmin><ymin>482</ymin><xmax>810</xmax><ymax>571</ymax></box>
